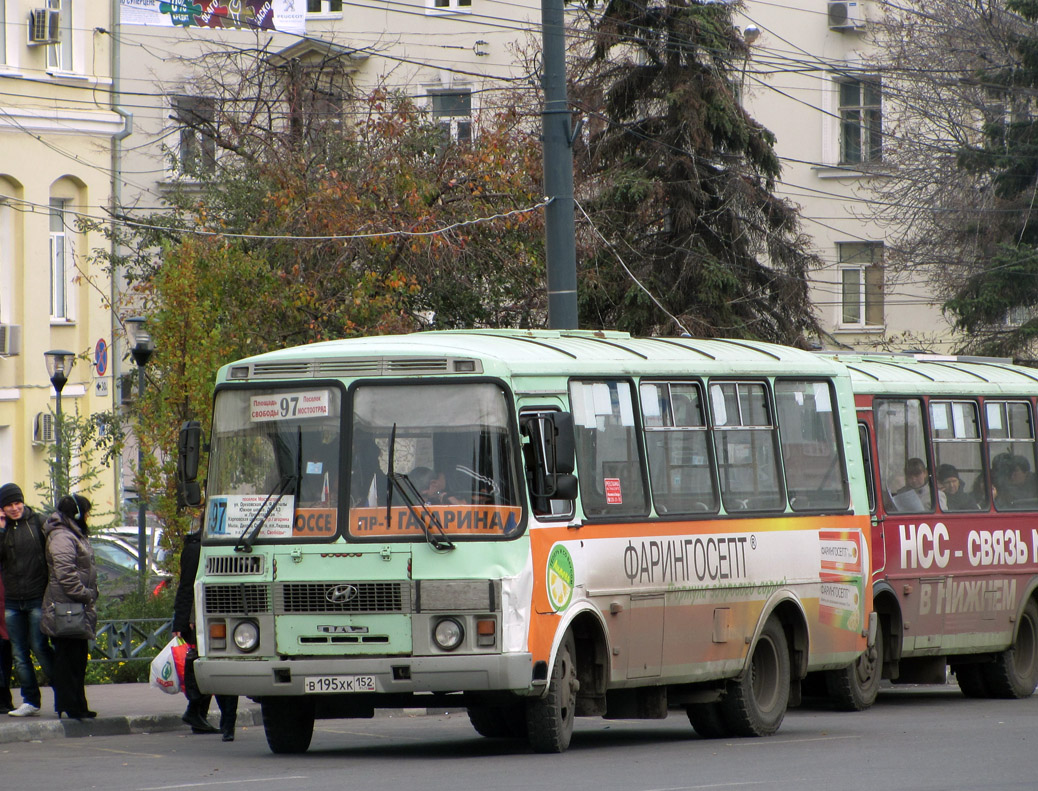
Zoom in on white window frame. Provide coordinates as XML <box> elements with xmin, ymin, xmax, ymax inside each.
<box><xmin>426</xmin><ymin>0</ymin><xmax>472</xmax><ymax>16</ymax></box>
<box><xmin>171</xmin><ymin>94</ymin><xmax>218</xmax><ymax>177</ymax></box>
<box><xmin>306</xmin><ymin>0</ymin><xmax>343</xmax><ymax>16</ymax></box>
<box><xmin>429</xmin><ymin>89</ymin><xmax>473</xmax><ymax>143</ymax></box>
<box><xmin>838</xmin><ymin>242</ymin><xmax>884</xmax><ymax>330</ymax></box>
<box><xmin>49</xmin><ymin>198</ymin><xmax>73</xmax><ymax>322</ymax></box>
<box><xmin>839</xmin><ymin>76</ymin><xmax>882</xmax><ymax>165</ymax></box>
<box><xmin>46</xmin><ymin>0</ymin><xmax>74</xmax><ymax>74</ymax></box>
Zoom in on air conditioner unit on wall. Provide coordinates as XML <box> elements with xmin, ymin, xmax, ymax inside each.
<box><xmin>0</xmin><ymin>324</ymin><xmax>22</xmax><ymax>356</ymax></box>
<box><xmin>33</xmin><ymin>412</ymin><xmax>55</xmax><ymax>446</ymax></box>
<box><xmin>828</xmin><ymin>0</ymin><xmax>865</xmax><ymax>30</ymax></box>
<box><xmin>27</xmin><ymin>8</ymin><xmax>60</xmax><ymax>45</ymax></box>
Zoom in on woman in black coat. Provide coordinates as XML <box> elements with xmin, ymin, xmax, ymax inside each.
<box><xmin>41</xmin><ymin>495</ymin><xmax>98</xmax><ymax>719</ymax></box>
<box><xmin>173</xmin><ymin>528</ymin><xmax>238</xmax><ymax>740</ymax></box>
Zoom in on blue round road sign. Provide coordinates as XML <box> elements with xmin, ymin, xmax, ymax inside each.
<box><xmin>95</xmin><ymin>338</ymin><xmax>108</xmax><ymax>376</ymax></box>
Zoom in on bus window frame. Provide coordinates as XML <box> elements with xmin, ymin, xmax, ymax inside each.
<box><xmin>344</xmin><ymin>376</ymin><xmax>528</xmax><ymax>543</ymax></box>
<box><xmin>568</xmin><ymin>376</ymin><xmax>652</xmax><ymax>522</ymax></box>
<box><xmin>639</xmin><ymin>378</ymin><xmax>720</xmax><ymax>519</ymax></box>
<box><xmin>707</xmin><ymin>378</ymin><xmax>786</xmax><ymax>514</ymax></box>
<box><xmin>873</xmin><ymin>395</ymin><xmax>936</xmax><ymax>516</ymax></box>
<box><xmin>773</xmin><ymin>376</ymin><xmax>851</xmax><ymax>514</ymax></box>
<box><xmin>204</xmin><ymin>379</ymin><xmax>349</xmax><ymax>547</ymax></box>
<box><xmin>984</xmin><ymin>397</ymin><xmax>1038</xmax><ymax>513</ymax></box>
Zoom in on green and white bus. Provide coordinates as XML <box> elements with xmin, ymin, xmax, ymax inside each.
<box><xmin>180</xmin><ymin>329</ymin><xmax>874</xmax><ymax>753</ymax></box>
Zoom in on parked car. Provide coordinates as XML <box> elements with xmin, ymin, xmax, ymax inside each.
<box><xmin>90</xmin><ymin>535</ymin><xmax>171</xmax><ymax>600</ymax></box>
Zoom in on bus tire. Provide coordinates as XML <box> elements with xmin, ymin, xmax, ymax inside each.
<box><xmin>686</xmin><ymin>702</ymin><xmax>730</xmax><ymax>738</ymax></box>
<box><xmin>261</xmin><ymin>696</ymin><xmax>315</xmax><ymax>754</ymax></box>
<box><xmin>719</xmin><ymin>617</ymin><xmax>790</xmax><ymax>736</ymax></box>
<box><xmin>825</xmin><ymin>627</ymin><xmax>883</xmax><ymax>711</ymax></box>
<box><xmin>467</xmin><ymin>704</ymin><xmax>528</xmax><ymax>739</ymax></box>
<box><xmin>526</xmin><ymin>631</ymin><xmax>578</xmax><ymax>753</ymax></box>
<box><xmin>984</xmin><ymin>598</ymin><xmax>1038</xmax><ymax>699</ymax></box>
<box><xmin>954</xmin><ymin>663</ymin><xmax>990</xmax><ymax>698</ymax></box>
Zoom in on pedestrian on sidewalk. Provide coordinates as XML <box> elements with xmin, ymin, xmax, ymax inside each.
<box><xmin>0</xmin><ymin>483</ymin><xmax>54</xmax><ymax>717</ymax></box>
<box><xmin>0</xmin><ymin>564</ymin><xmax>13</xmax><ymax>713</ymax></box>
<box><xmin>173</xmin><ymin>527</ymin><xmax>237</xmax><ymax>741</ymax></box>
<box><xmin>41</xmin><ymin>495</ymin><xmax>98</xmax><ymax>720</ymax></box>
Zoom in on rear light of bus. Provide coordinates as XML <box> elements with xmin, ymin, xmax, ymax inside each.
<box><xmin>432</xmin><ymin>618</ymin><xmax>464</xmax><ymax>651</ymax></box>
<box><xmin>209</xmin><ymin>620</ymin><xmax>227</xmax><ymax>650</ymax></box>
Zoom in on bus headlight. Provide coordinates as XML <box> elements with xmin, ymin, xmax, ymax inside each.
<box><xmin>432</xmin><ymin>618</ymin><xmax>464</xmax><ymax>651</ymax></box>
<box><xmin>232</xmin><ymin>620</ymin><xmax>260</xmax><ymax>653</ymax></box>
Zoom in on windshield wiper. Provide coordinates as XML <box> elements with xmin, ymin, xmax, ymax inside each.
<box><xmin>387</xmin><ymin>471</ymin><xmax>455</xmax><ymax>552</ymax></box>
<box><xmin>234</xmin><ymin>472</ymin><xmax>297</xmax><ymax>553</ymax></box>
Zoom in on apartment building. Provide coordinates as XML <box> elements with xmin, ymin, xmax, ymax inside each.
<box><xmin>0</xmin><ymin>1</ymin><xmax>122</xmax><ymax>511</ymax></box>
<box><xmin>738</xmin><ymin>0</ymin><xmax>962</xmax><ymax>352</ymax></box>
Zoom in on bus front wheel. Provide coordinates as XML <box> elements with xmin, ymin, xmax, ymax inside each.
<box><xmin>526</xmin><ymin>631</ymin><xmax>579</xmax><ymax>753</ymax></box>
<box><xmin>825</xmin><ymin>627</ymin><xmax>883</xmax><ymax>711</ymax></box>
<box><xmin>719</xmin><ymin>618</ymin><xmax>790</xmax><ymax>736</ymax></box>
<box><xmin>261</xmin><ymin>696</ymin><xmax>315</xmax><ymax>754</ymax></box>
<box><xmin>467</xmin><ymin>703</ymin><xmax>528</xmax><ymax>739</ymax></box>
<box><xmin>984</xmin><ymin>598</ymin><xmax>1038</xmax><ymax>698</ymax></box>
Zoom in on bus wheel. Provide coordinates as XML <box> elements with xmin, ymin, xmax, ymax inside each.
<box><xmin>825</xmin><ymin>627</ymin><xmax>883</xmax><ymax>711</ymax></box>
<box><xmin>719</xmin><ymin>618</ymin><xmax>790</xmax><ymax>736</ymax></box>
<box><xmin>984</xmin><ymin>598</ymin><xmax>1038</xmax><ymax>699</ymax></box>
<box><xmin>261</xmin><ymin>696</ymin><xmax>315</xmax><ymax>754</ymax></box>
<box><xmin>526</xmin><ymin>631</ymin><xmax>579</xmax><ymax>753</ymax></box>
<box><xmin>467</xmin><ymin>703</ymin><xmax>528</xmax><ymax>739</ymax></box>
<box><xmin>954</xmin><ymin>663</ymin><xmax>990</xmax><ymax>698</ymax></box>
<box><xmin>686</xmin><ymin>702</ymin><xmax>730</xmax><ymax>738</ymax></box>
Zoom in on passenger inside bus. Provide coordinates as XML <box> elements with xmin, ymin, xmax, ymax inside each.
<box><xmin>890</xmin><ymin>457</ymin><xmax>932</xmax><ymax>512</ymax></box>
<box><xmin>936</xmin><ymin>464</ymin><xmax>979</xmax><ymax>511</ymax></box>
<box><xmin>408</xmin><ymin>466</ymin><xmax>462</xmax><ymax>505</ymax></box>
<box><xmin>993</xmin><ymin>453</ymin><xmax>1038</xmax><ymax>509</ymax></box>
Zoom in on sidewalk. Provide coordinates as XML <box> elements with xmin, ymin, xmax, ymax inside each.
<box><xmin>0</xmin><ymin>683</ymin><xmax>262</xmax><ymax>744</ymax></box>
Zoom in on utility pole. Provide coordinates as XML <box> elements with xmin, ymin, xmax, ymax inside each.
<box><xmin>541</xmin><ymin>0</ymin><xmax>579</xmax><ymax>329</ymax></box>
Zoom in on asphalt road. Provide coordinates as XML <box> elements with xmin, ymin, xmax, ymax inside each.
<box><xmin>4</xmin><ymin>684</ymin><xmax>1036</xmax><ymax>791</ymax></box>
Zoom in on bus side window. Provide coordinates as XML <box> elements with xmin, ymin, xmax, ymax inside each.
<box><xmin>774</xmin><ymin>379</ymin><xmax>849</xmax><ymax>512</ymax></box>
<box><xmin>875</xmin><ymin>398</ymin><xmax>933</xmax><ymax>514</ymax></box>
<box><xmin>709</xmin><ymin>381</ymin><xmax>784</xmax><ymax>513</ymax></box>
<box><xmin>639</xmin><ymin>381</ymin><xmax>718</xmax><ymax>516</ymax></box>
<box><xmin>986</xmin><ymin>400</ymin><xmax>1038</xmax><ymax>511</ymax></box>
<box><xmin>569</xmin><ymin>380</ymin><xmax>650</xmax><ymax>518</ymax></box>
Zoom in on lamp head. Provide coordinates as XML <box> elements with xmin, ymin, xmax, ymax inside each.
<box><xmin>44</xmin><ymin>349</ymin><xmax>75</xmax><ymax>391</ymax></box>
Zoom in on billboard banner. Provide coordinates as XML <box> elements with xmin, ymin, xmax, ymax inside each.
<box><xmin>120</xmin><ymin>0</ymin><xmax>305</xmax><ymax>36</ymax></box>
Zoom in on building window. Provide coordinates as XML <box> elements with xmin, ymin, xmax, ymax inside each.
<box><xmin>430</xmin><ymin>90</ymin><xmax>472</xmax><ymax>143</ymax></box>
<box><xmin>839</xmin><ymin>242</ymin><xmax>884</xmax><ymax>327</ymax></box>
<box><xmin>306</xmin><ymin>0</ymin><xmax>342</xmax><ymax>11</ymax></box>
<box><xmin>839</xmin><ymin>77</ymin><xmax>881</xmax><ymax>164</ymax></box>
<box><xmin>172</xmin><ymin>95</ymin><xmax>217</xmax><ymax>176</ymax></box>
<box><xmin>46</xmin><ymin>0</ymin><xmax>72</xmax><ymax>72</ymax></box>
<box><xmin>427</xmin><ymin>0</ymin><xmax>472</xmax><ymax>13</ymax></box>
<box><xmin>50</xmin><ymin>198</ymin><xmax>69</xmax><ymax>320</ymax></box>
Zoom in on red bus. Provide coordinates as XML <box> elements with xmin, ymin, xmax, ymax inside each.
<box><xmin>832</xmin><ymin>352</ymin><xmax>1038</xmax><ymax>701</ymax></box>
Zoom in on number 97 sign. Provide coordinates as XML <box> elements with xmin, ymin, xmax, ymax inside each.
<box><xmin>249</xmin><ymin>390</ymin><xmax>330</xmax><ymax>422</ymax></box>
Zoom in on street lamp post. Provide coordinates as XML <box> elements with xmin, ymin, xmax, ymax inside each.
<box><xmin>44</xmin><ymin>350</ymin><xmax>75</xmax><ymax>508</ymax></box>
<box><xmin>126</xmin><ymin>317</ymin><xmax>154</xmax><ymax>596</ymax></box>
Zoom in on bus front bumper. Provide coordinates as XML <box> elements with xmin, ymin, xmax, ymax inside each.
<box><xmin>194</xmin><ymin>653</ymin><xmax>535</xmax><ymax>698</ymax></box>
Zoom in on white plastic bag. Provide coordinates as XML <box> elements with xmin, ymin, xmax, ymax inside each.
<box><xmin>150</xmin><ymin>636</ymin><xmax>185</xmax><ymax>695</ymax></box>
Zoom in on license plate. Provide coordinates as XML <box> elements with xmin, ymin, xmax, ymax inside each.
<box><xmin>303</xmin><ymin>675</ymin><xmax>377</xmax><ymax>694</ymax></box>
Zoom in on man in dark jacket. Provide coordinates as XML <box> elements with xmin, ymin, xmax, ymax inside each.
<box><xmin>0</xmin><ymin>483</ymin><xmax>54</xmax><ymax>717</ymax></box>
<box><xmin>173</xmin><ymin>528</ymin><xmax>238</xmax><ymax>740</ymax></box>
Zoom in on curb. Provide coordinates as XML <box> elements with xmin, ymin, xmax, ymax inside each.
<box><xmin>0</xmin><ymin>707</ymin><xmax>263</xmax><ymax>745</ymax></box>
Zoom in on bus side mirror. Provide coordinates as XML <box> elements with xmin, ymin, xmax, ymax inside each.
<box><xmin>551</xmin><ymin>412</ymin><xmax>575</xmax><ymax>475</ymax></box>
<box><xmin>177</xmin><ymin>420</ymin><xmax>203</xmax><ymax>509</ymax></box>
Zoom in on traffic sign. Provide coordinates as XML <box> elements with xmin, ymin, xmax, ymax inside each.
<box><xmin>95</xmin><ymin>338</ymin><xmax>108</xmax><ymax>376</ymax></box>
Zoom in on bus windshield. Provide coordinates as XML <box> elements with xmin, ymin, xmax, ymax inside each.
<box><xmin>206</xmin><ymin>386</ymin><xmax>343</xmax><ymax>543</ymax></box>
<box><xmin>347</xmin><ymin>382</ymin><xmax>523</xmax><ymax>540</ymax></box>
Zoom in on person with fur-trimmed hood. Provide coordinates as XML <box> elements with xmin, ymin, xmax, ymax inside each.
<box><xmin>41</xmin><ymin>495</ymin><xmax>98</xmax><ymax>720</ymax></box>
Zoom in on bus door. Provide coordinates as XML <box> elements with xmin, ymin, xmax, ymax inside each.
<box><xmin>873</xmin><ymin>396</ymin><xmax>946</xmax><ymax>651</ymax></box>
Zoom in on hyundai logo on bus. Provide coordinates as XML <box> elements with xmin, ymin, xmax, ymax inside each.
<box><xmin>325</xmin><ymin>584</ymin><xmax>359</xmax><ymax>604</ymax></box>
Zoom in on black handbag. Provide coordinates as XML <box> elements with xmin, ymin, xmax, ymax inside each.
<box><xmin>52</xmin><ymin>602</ymin><xmax>87</xmax><ymax>638</ymax></box>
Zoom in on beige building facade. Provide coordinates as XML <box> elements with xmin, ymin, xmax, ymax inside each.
<box><xmin>737</xmin><ymin>0</ymin><xmax>961</xmax><ymax>352</ymax></box>
<box><xmin>0</xmin><ymin>1</ymin><xmax>122</xmax><ymax>514</ymax></box>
